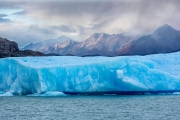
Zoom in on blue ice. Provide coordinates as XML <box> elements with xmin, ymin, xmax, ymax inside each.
<box><xmin>0</xmin><ymin>52</ymin><xmax>180</xmax><ymax>95</ymax></box>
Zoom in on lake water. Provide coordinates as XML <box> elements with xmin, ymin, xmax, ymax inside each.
<box><xmin>0</xmin><ymin>95</ymin><xmax>180</xmax><ymax>120</ymax></box>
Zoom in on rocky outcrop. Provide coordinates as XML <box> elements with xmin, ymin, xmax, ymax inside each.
<box><xmin>0</xmin><ymin>38</ymin><xmax>19</xmax><ymax>53</ymax></box>
<box><xmin>0</xmin><ymin>37</ymin><xmax>19</xmax><ymax>58</ymax></box>
<box><xmin>0</xmin><ymin>37</ymin><xmax>45</xmax><ymax>58</ymax></box>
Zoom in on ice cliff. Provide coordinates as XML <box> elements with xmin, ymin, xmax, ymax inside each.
<box><xmin>0</xmin><ymin>52</ymin><xmax>180</xmax><ymax>95</ymax></box>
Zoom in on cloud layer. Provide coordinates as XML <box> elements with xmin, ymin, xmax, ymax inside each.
<box><xmin>0</xmin><ymin>0</ymin><xmax>180</xmax><ymax>47</ymax></box>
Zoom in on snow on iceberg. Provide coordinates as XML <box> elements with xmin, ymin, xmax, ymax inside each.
<box><xmin>0</xmin><ymin>52</ymin><xmax>180</xmax><ymax>95</ymax></box>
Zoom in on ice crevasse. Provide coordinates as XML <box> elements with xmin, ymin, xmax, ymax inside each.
<box><xmin>0</xmin><ymin>52</ymin><xmax>180</xmax><ymax>95</ymax></box>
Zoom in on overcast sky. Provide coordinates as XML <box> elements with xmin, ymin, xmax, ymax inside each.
<box><xmin>0</xmin><ymin>0</ymin><xmax>180</xmax><ymax>47</ymax></box>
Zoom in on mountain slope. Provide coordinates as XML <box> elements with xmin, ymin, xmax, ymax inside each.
<box><xmin>78</xmin><ymin>33</ymin><xmax>136</xmax><ymax>56</ymax></box>
<box><xmin>118</xmin><ymin>24</ymin><xmax>180</xmax><ymax>55</ymax></box>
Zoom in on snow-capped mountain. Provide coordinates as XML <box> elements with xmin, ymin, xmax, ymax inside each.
<box><xmin>23</xmin><ymin>32</ymin><xmax>137</xmax><ymax>56</ymax></box>
<box><xmin>69</xmin><ymin>32</ymin><xmax>137</xmax><ymax>56</ymax></box>
<box><xmin>48</xmin><ymin>40</ymin><xmax>79</xmax><ymax>55</ymax></box>
<box><xmin>23</xmin><ymin>35</ymin><xmax>73</xmax><ymax>53</ymax></box>
<box><xmin>23</xmin><ymin>24</ymin><xmax>180</xmax><ymax>56</ymax></box>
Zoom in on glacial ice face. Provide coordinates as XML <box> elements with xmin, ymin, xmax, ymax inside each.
<box><xmin>0</xmin><ymin>52</ymin><xmax>180</xmax><ymax>95</ymax></box>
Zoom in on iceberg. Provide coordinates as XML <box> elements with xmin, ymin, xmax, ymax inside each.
<box><xmin>0</xmin><ymin>52</ymin><xmax>180</xmax><ymax>95</ymax></box>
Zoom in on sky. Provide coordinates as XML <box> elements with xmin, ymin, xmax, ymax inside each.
<box><xmin>0</xmin><ymin>0</ymin><xmax>180</xmax><ymax>47</ymax></box>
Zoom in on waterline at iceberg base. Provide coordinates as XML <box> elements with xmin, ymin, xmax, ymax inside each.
<box><xmin>0</xmin><ymin>52</ymin><xmax>180</xmax><ymax>96</ymax></box>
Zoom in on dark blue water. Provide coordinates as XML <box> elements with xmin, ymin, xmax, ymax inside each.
<box><xmin>0</xmin><ymin>95</ymin><xmax>180</xmax><ymax>120</ymax></box>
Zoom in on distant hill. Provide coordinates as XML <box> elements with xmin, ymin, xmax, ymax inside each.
<box><xmin>22</xmin><ymin>24</ymin><xmax>180</xmax><ymax>56</ymax></box>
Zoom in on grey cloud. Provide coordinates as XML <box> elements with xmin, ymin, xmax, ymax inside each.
<box><xmin>29</xmin><ymin>1</ymin><xmax>128</xmax><ymax>20</ymax></box>
<box><xmin>28</xmin><ymin>25</ymin><xmax>54</xmax><ymax>35</ymax></box>
<box><xmin>90</xmin><ymin>19</ymin><xmax>112</xmax><ymax>30</ymax></box>
<box><xmin>128</xmin><ymin>0</ymin><xmax>180</xmax><ymax>33</ymax></box>
<box><xmin>50</xmin><ymin>25</ymin><xmax>77</xmax><ymax>33</ymax></box>
<box><xmin>0</xmin><ymin>14</ymin><xmax>8</xmax><ymax>17</ymax></box>
<box><xmin>1</xmin><ymin>0</ymin><xmax>180</xmax><ymax>19</ymax></box>
<box><xmin>0</xmin><ymin>14</ymin><xmax>12</xmax><ymax>23</ymax></box>
<box><xmin>0</xmin><ymin>0</ymin><xmax>28</xmax><ymax>7</ymax></box>
<box><xmin>27</xmin><ymin>0</ymin><xmax>180</xmax><ymax>31</ymax></box>
<box><xmin>1</xmin><ymin>1</ymin><xmax>180</xmax><ymax>25</ymax></box>
<box><xmin>10</xmin><ymin>35</ymin><xmax>43</xmax><ymax>48</ymax></box>
<box><xmin>0</xmin><ymin>17</ymin><xmax>11</xmax><ymax>23</ymax></box>
<box><xmin>0</xmin><ymin>28</ymin><xmax>42</xmax><ymax>48</ymax></box>
<box><xmin>12</xmin><ymin>10</ymin><xmax>27</xmax><ymax>15</ymax></box>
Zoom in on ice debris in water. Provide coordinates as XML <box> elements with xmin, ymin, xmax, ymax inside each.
<box><xmin>173</xmin><ymin>92</ymin><xmax>180</xmax><ymax>95</ymax></box>
<box><xmin>0</xmin><ymin>92</ymin><xmax>13</xmax><ymax>96</ymax></box>
<box><xmin>27</xmin><ymin>91</ymin><xmax>66</xmax><ymax>96</ymax></box>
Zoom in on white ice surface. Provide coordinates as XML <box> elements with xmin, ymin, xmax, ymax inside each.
<box><xmin>0</xmin><ymin>52</ymin><xmax>180</xmax><ymax>95</ymax></box>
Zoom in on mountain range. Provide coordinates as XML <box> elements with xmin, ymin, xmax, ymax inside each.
<box><xmin>23</xmin><ymin>24</ymin><xmax>180</xmax><ymax>56</ymax></box>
